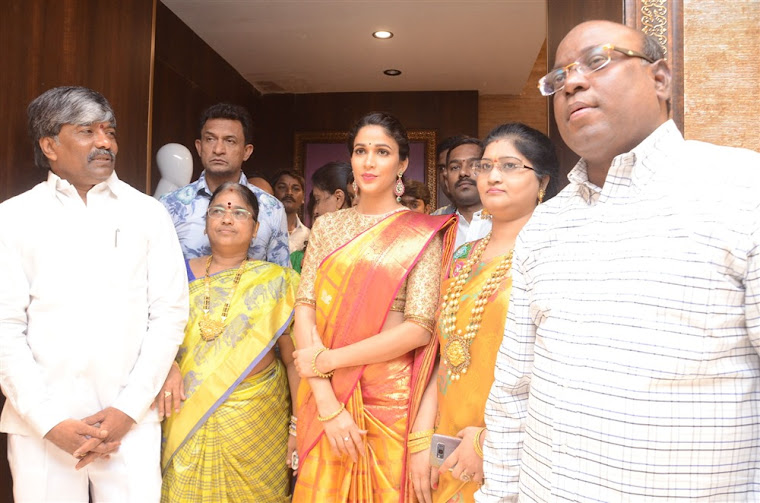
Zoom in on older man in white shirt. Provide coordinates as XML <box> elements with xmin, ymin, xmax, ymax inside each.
<box><xmin>0</xmin><ymin>86</ymin><xmax>188</xmax><ymax>502</ymax></box>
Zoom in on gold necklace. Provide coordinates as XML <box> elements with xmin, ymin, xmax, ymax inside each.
<box><xmin>441</xmin><ymin>233</ymin><xmax>513</xmax><ymax>381</ymax></box>
<box><xmin>198</xmin><ymin>255</ymin><xmax>248</xmax><ymax>341</ymax></box>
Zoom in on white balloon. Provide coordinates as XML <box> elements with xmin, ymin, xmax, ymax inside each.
<box><xmin>154</xmin><ymin>143</ymin><xmax>193</xmax><ymax>199</ymax></box>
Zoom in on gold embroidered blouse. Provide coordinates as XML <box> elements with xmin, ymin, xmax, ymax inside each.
<box><xmin>296</xmin><ymin>207</ymin><xmax>442</xmax><ymax>332</ymax></box>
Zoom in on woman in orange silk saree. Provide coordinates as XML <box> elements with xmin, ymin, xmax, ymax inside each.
<box><xmin>291</xmin><ymin>112</ymin><xmax>456</xmax><ymax>502</ymax></box>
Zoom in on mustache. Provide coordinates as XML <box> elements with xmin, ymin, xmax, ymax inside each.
<box><xmin>87</xmin><ymin>148</ymin><xmax>115</xmax><ymax>162</ymax></box>
<box><xmin>456</xmin><ymin>179</ymin><xmax>475</xmax><ymax>188</ymax></box>
<box><xmin>281</xmin><ymin>196</ymin><xmax>296</xmax><ymax>202</ymax></box>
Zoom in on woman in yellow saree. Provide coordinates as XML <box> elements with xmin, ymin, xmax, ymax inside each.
<box><xmin>158</xmin><ymin>182</ymin><xmax>300</xmax><ymax>503</ymax></box>
<box><xmin>291</xmin><ymin>112</ymin><xmax>456</xmax><ymax>502</ymax></box>
<box><xmin>408</xmin><ymin>124</ymin><xmax>559</xmax><ymax>503</ymax></box>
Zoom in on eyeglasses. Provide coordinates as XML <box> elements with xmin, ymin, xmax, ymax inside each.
<box><xmin>538</xmin><ymin>43</ymin><xmax>655</xmax><ymax>96</ymax></box>
<box><xmin>447</xmin><ymin>159</ymin><xmax>479</xmax><ymax>173</ymax></box>
<box><xmin>207</xmin><ymin>205</ymin><xmax>254</xmax><ymax>221</ymax></box>
<box><xmin>473</xmin><ymin>157</ymin><xmax>535</xmax><ymax>176</ymax></box>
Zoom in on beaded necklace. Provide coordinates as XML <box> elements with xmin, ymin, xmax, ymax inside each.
<box><xmin>441</xmin><ymin>233</ymin><xmax>513</xmax><ymax>381</ymax></box>
<box><xmin>198</xmin><ymin>255</ymin><xmax>248</xmax><ymax>341</ymax></box>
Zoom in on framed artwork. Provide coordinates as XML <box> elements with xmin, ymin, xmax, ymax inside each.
<box><xmin>293</xmin><ymin>130</ymin><xmax>437</xmax><ymax>224</ymax></box>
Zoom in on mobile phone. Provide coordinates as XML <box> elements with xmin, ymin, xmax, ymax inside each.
<box><xmin>429</xmin><ymin>433</ymin><xmax>461</xmax><ymax>467</ymax></box>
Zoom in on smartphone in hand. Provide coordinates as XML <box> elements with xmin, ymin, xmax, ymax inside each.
<box><xmin>429</xmin><ymin>433</ymin><xmax>462</xmax><ymax>467</ymax></box>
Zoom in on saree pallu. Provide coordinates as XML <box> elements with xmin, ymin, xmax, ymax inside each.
<box><xmin>433</xmin><ymin>242</ymin><xmax>512</xmax><ymax>503</ymax></box>
<box><xmin>294</xmin><ymin>211</ymin><xmax>456</xmax><ymax>503</ymax></box>
<box><xmin>161</xmin><ymin>261</ymin><xmax>298</xmax><ymax>503</ymax></box>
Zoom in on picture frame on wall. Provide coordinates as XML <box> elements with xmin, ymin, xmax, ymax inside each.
<box><xmin>293</xmin><ymin>130</ymin><xmax>437</xmax><ymax>225</ymax></box>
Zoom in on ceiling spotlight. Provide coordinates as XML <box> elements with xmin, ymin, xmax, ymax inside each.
<box><xmin>383</xmin><ymin>69</ymin><xmax>402</xmax><ymax>76</ymax></box>
<box><xmin>373</xmin><ymin>30</ymin><xmax>393</xmax><ymax>39</ymax></box>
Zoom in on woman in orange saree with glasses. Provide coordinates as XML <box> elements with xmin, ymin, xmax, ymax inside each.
<box><xmin>408</xmin><ymin>123</ymin><xmax>559</xmax><ymax>503</ymax></box>
<box><xmin>291</xmin><ymin>112</ymin><xmax>456</xmax><ymax>502</ymax></box>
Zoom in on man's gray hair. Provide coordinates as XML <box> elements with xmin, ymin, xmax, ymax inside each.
<box><xmin>642</xmin><ymin>33</ymin><xmax>665</xmax><ymax>62</ymax></box>
<box><xmin>27</xmin><ymin>86</ymin><xmax>116</xmax><ymax>169</ymax></box>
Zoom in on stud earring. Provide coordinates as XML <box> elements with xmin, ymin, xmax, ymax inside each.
<box><xmin>394</xmin><ymin>172</ymin><xmax>405</xmax><ymax>202</ymax></box>
<box><xmin>537</xmin><ymin>188</ymin><xmax>546</xmax><ymax>205</ymax></box>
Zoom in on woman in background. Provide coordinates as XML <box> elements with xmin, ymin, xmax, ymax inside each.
<box><xmin>291</xmin><ymin>112</ymin><xmax>456</xmax><ymax>502</ymax></box>
<box><xmin>310</xmin><ymin>161</ymin><xmax>353</xmax><ymax>220</ymax></box>
<box><xmin>409</xmin><ymin>123</ymin><xmax>559</xmax><ymax>503</ymax></box>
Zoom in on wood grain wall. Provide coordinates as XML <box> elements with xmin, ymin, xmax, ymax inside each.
<box><xmin>0</xmin><ymin>0</ymin><xmax>156</xmax><ymax>202</ymax></box>
<box><xmin>683</xmin><ymin>0</ymin><xmax>760</xmax><ymax>150</ymax></box>
<box><xmin>478</xmin><ymin>41</ymin><xmax>549</xmax><ymax>138</ymax></box>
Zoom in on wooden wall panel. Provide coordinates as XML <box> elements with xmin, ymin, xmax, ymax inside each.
<box><xmin>682</xmin><ymin>0</ymin><xmax>759</xmax><ymax>150</ymax></box>
<box><xmin>150</xmin><ymin>2</ymin><xmax>261</xmax><ymax>193</ymax></box>
<box><xmin>478</xmin><ymin>41</ymin><xmax>549</xmax><ymax>138</ymax></box>
<box><xmin>0</xmin><ymin>0</ymin><xmax>155</xmax><ymax>202</ymax></box>
<box><xmin>546</xmin><ymin>0</ymin><xmax>624</xmax><ymax>184</ymax></box>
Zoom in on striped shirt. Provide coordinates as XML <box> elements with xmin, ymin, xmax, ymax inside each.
<box><xmin>477</xmin><ymin>120</ymin><xmax>760</xmax><ymax>502</ymax></box>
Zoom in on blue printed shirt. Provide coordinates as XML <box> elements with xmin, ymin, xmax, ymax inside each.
<box><xmin>160</xmin><ymin>171</ymin><xmax>290</xmax><ymax>266</ymax></box>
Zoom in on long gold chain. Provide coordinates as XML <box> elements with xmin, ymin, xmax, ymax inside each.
<box><xmin>198</xmin><ymin>255</ymin><xmax>248</xmax><ymax>341</ymax></box>
<box><xmin>441</xmin><ymin>233</ymin><xmax>513</xmax><ymax>381</ymax></box>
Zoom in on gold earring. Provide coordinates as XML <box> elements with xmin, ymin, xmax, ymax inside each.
<box><xmin>537</xmin><ymin>188</ymin><xmax>546</xmax><ymax>205</ymax></box>
<box><xmin>394</xmin><ymin>172</ymin><xmax>405</xmax><ymax>202</ymax></box>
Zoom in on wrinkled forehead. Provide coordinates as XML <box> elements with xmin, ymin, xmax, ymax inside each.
<box><xmin>555</xmin><ymin>21</ymin><xmax>642</xmax><ymax>66</ymax></box>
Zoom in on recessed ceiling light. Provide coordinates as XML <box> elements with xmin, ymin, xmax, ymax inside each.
<box><xmin>383</xmin><ymin>69</ymin><xmax>402</xmax><ymax>76</ymax></box>
<box><xmin>373</xmin><ymin>30</ymin><xmax>393</xmax><ymax>39</ymax></box>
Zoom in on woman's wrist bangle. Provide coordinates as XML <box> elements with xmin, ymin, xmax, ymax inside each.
<box><xmin>407</xmin><ymin>437</ymin><xmax>432</xmax><ymax>453</ymax></box>
<box><xmin>171</xmin><ymin>361</ymin><xmax>180</xmax><ymax>371</ymax></box>
<box><xmin>289</xmin><ymin>415</ymin><xmax>298</xmax><ymax>437</ymax></box>
<box><xmin>317</xmin><ymin>403</ymin><xmax>345</xmax><ymax>422</ymax></box>
<box><xmin>311</xmin><ymin>347</ymin><xmax>334</xmax><ymax>379</ymax></box>
<box><xmin>474</xmin><ymin>427</ymin><xmax>486</xmax><ymax>459</ymax></box>
<box><xmin>408</xmin><ymin>429</ymin><xmax>434</xmax><ymax>441</ymax></box>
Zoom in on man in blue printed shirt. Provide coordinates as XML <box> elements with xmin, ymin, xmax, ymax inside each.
<box><xmin>161</xmin><ymin>103</ymin><xmax>290</xmax><ymax>266</ymax></box>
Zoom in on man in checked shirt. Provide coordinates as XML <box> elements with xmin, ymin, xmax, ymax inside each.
<box><xmin>478</xmin><ymin>20</ymin><xmax>760</xmax><ymax>502</ymax></box>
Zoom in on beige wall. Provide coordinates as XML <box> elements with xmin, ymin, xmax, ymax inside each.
<box><xmin>478</xmin><ymin>41</ymin><xmax>549</xmax><ymax>138</ymax></box>
<box><xmin>683</xmin><ymin>0</ymin><xmax>760</xmax><ymax>150</ymax></box>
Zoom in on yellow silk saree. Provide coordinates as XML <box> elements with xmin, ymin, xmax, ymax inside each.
<box><xmin>161</xmin><ymin>261</ymin><xmax>298</xmax><ymax>503</ymax></box>
<box><xmin>433</xmin><ymin>241</ymin><xmax>512</xmax><ymax>503</ymax></box>
<box><xmin>294</xmin><ymin>210</ymin><xmax>456</xmax><ymax>503</ymax></box>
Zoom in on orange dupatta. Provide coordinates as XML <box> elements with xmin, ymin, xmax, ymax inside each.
<box><xmin>296</xmin><ymin>210</ymin><xmax>456</xmax><ymax>500</ymax></box>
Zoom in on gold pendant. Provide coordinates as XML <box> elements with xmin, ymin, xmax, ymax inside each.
<box><xmin>443</xmin><ymin>335</ymin><xmax>471</xmax><ymax>380</ymax></box>
<box><xmin>199</xmin><ymin>315</ymin><xmax>225</xmax><ymax>341</ymax></box>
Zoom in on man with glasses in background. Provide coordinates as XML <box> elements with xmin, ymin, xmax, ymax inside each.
<box><xmin>443</xmin><ymin>136</ymin><xmax>491</xmax><ymax>248</ymax></box>
<box><xmin>478</xmin><ymin>20</ymin><xmax>760</xmax><ymax>502</ymax></box>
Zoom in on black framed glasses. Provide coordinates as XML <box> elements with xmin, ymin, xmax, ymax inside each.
<box><xmin>473</xmin><ymin>157</ymin><xmax>534</xmax><ymax>176</ymax></box>
<box><xmin>207</xmin><ymin>206</ymin><xmax>253</xmax><ymax>221</ymax></box>
<box><xmin>538</xmin><ymin>43</ymin><xmax>655</xmax><ymax>96</ymax></box>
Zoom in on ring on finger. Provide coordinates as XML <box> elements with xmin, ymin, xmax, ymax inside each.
<box><xmin>343</xmin><ymin>435</ymin><xmax>350</xmax><ymax>442</ymax></box>
<box><xmin>164</xmin><ymin>390</ymin><xmax>172</xmax><ymax>398</ymax></box>
<box><xmin>461</xmin><ymin>472</ymin><xmax>471</xmax><ymax>482</ymax></box>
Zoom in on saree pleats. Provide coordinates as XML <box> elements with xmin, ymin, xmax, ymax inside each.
<box><xmin>295</xmin><ymin>211</ymin><xmax>456</xmax><ymax>503</ymax></box>
<box><xmin>433</xmin><ymin>244</ymin><xmax>512</xmax><ymax>503</ymax></box>
<box><xmin>161</xmin><ymin>360</ymin><xmax>290</xmax><ymax>503</ymax></box>
<box><xmin>161</xmin><ymin>261</ymin><xmax>298</xmax><ymax>502</ymax></box>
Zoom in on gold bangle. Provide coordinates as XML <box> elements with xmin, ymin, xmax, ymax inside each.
<box><xmin>311</xmin><ymin>347</ymin><xmax>334</xmax><ymax>379</ymax></box>
<box><xmin>408</xmin><ymin>429</ymin><xmax>434</xmax><ymax>441</ymax></box>
<box><xmin>407</xmin><ymin>437</ymin><xmax>432</xmax><ymax>453</ymax></box>
<box><xmin>474</xmin><ymin>427</ymin><xmax>486</xmax><ymax>459</ymax></box>
<box><xmin>317</xmin><ymin>403</ymin><xmax>345</xmax><ymax>422</ymax></box>
<box><xmin>171</xmin><ymin>360</ymin><xmax>180</xmax><ymax>371</ymax></box>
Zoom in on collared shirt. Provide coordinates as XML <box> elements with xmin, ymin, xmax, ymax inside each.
<box><xmin>455</xmin><ymin>208</ymin><xmax>491</xmax><ymax>249</ymax></box>
<box><xmin>0</xmin><ymin>171</ymin><xmax>189</xmax><ymax>438</ymax></box>
<box><xmin>478</xmin><ymin>120</ymin><xmax>760</xmax><ymax>502</ymax></box>
<box><xmin>288</xmin><ymin>214</ymin><xmax>310</xmax><ymax>253</ymax></box>
<box><xmin>160</xmin><ymin>171</ymin><xmax>290</xmax><ymax>266</ymax></box>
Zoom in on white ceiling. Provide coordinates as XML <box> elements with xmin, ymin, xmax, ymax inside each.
<box><xmin>162</xmin><ymin>0</ymin><xmax>547</xmax><ymax>95</ymax></box>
